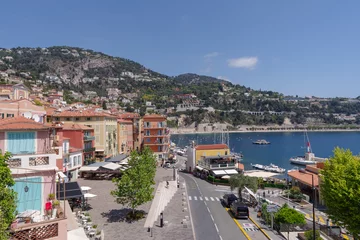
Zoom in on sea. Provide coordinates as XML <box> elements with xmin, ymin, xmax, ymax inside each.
<box><xmin>170</xmin><ymin>131</ymin><xmax>360</xmax><ymax>172</ymax></box>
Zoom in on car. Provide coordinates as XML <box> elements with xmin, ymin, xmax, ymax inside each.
<box><xmin>222</xmin><ymin>193</ymin><xmax>238</xmax><ymax>208</ymax></box>
<box><xmin>230</xmin><ymin>202</ymin><xmax>249</xmax><ymax>219</ymax></box>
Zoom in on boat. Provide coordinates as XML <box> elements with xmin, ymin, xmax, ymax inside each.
<box><xmin>289</xmin><ymin>130</ymin><xmax>327</xmax><ymax>166</ymax></box>
<box><xmin>253</xmin><ymin>139</ymin><xmax>271</xmax><ymax>145</ymax></box>
<box><xmin>251</xmin><ymin>163</ymin><xmax>286</xmax><ymax>173</ymax></box>
<box><xmin>231</xmin><ymin>152</ymin><xmax>243</xmax><ymax>161</ymax></box>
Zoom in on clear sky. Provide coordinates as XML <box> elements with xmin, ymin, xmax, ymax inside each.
<box><xmin>1</xmin><ymin>0</ymin><xmax>359</xmax><ymax>97</ymax></box>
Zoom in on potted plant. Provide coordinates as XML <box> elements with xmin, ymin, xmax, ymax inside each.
<box><xmin>53</xmin><ymin>200</ymin><xmax>64</xmax><ymax>218</ymax></box>
<box><xmin>48</xmin><ymin>193</ymin><xmax>55</xmax><ymax>201</ymax></box>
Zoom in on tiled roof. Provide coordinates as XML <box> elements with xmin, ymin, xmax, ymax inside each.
<box><xmin>0</xmin><ymin>116</ymin><xmax>49</xmax><ymax>130</ymax></box>
<box><xmin>195</xmin><ymin>144</ymin><xmax>229</xmax><ymax>150</ymax></box>
<box><xmin>143</xmin><ymin>114</ymin><xmax>165</xmax><ymax>119</ymax></box>
<box><xmin>118</xmin><ymin>112</ymin><xmax>140</xmax><ymax>119</ymax></box>
<box><xmin>62</xmin><ymin>123</ymin><xmax>93</xmax><ymax>130</ymax></box>
<box><xmin>118</xmin><ymin>119</ymin><xmax>133</xmax><ymax>123</ymax></box>
<box><xmin>288</xmin><ymin>170</ymin><xmax>319</xmax><ymax>187</ymax></box>
<box><xmin>48</xmin><ymin>109</ymin><xmax>117</xmax><ymax>118</ymax></box>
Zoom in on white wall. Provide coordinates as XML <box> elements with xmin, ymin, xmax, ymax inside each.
<box><xmin>186</xmin><ymin>147</ymin><xmax>196</xmax><ymax>172</ymax></box>
<box><xmin>10</xmin><ymin>153</ymin><xmax>57</xmax><ymax>168</ymax></box>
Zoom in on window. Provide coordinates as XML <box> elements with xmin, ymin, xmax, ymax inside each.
<box><xmin>225</xmin><ymin>151</ymin><xmax>228</xmax><ymax>155</ymax></box>
<box><xmin>75</xmin><ymin>117</ymin><xmax>80</xmax><ymax>121</ymax></box>
<box><xmin>144</xmin><ymin>122</ymin><xmax>150</xmax><ymax>128</ymax></box>
<box><xmin>55</xmin><ymin>117</ymin><xmax>60</xmax><ymax>121</ymax></box>
<box><xmin>146</xmin><ymin>138</ymin><xmax>150</xmax><ymax>142</ymax></box>
<box><xmin>158</xmin><ymin>146</ymin><xmax>162</xmax><ymax>152</ymax></box>
<box><xmin>158</xmin><ymin>130</ymin><xmax>162</xmax><ymax>136</ymax></box>
<box><xmin>6</xmin><ymin>114</ymin><xmax>14</xmax><ymax>118</ymax></box>
<box><xmin>146</xmin><ymin>130</ymin><xmax>150</xmax><ymax>136</ymax></box>
<box><xmin>0</xmin><ymin>113</ymin><xmax>4</xmax><ymax>119</ymax></box>
<box><xmin>158</xmin><ymin>122</ymin><xmax>164</xmax><ymax>128</ymax></box>
<box><xmin>7</xmin><ymin>132</ymin><xmax>35</xmax><ymax>154</ymax></box>
<box><xmin>86</xmin><ymin>117</ymin><xmax>91</xmax><ymax>121</ymax></box>
<box><xmin>66</xmin><ymin>118</ymin><xmax>70</xmax><ymax>121</ymax></box>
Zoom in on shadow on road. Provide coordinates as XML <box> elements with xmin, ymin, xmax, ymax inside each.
<box><xmin>101</xmin><ymin>208</ymin><xmax>147</xmax><ymax>223</ymax></box>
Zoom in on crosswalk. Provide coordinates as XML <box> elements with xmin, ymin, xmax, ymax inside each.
<box><xmin>189</xmin><ymin>196</ymin><xmax>221</xmax><ymax>202</ymax></box>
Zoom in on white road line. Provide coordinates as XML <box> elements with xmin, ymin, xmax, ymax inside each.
<box><xmin>219</xmin><ymin>236</ymin><xmax>223</xmax><ymax>240</ymax></box>
<box><xmin>207</xmin><ymin>207</ymin><xmax>211</xmax><ymax>213</ymax></box>
<box><xmin>189</xmin><ymin>196</ymin><xmax>192</xmax><ymax>201</ymax></box>
<box><xmin>210</xmin><ymin>197</ymin><xmax>214</xmax><ymax>201</ymax></box>
<box><xmin>210</xmin><ymin>214</ymin><xmax>214</xmax><ymax>221</ymax></box>
<box><xmin>215</xmin><ymin>197</ymin><xmax>220</xmax><ymax>201</ymax></box>
<box><xmin>204</xmin><ymin>201</ymin><xmax>207</xmax><ymax>206</ymax></box>
<box><xmin>205</xmin><ymin>197</ymin><xmax>209</xmax><ymax>201</ymax></box>
<box><xmin>214</xmin><ymin>223</ymin><xmax>219</xmax><ymax>233</ymax></box>
<box><xmin>199</xmin><ymin>197</ymin><xmax>203</xmax><ymax>201</ymax></box>
<box><xmin>194</xmin><ymin>196</ymin><xmax>197</xmax><ymax>201</ymax></box>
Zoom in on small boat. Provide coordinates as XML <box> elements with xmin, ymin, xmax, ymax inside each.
<box><xmin>290</xmin><ymin>156</ymin><xmax>317</xmax><ymax>166</ymax></box>
<box><xmin>253</xmin><ymin>139</ymin><xmax>270</xmax><ymax>145</ymax></box>
<box><xmin>251</xmin><ymin>163</ymin><xmax>286</xmax><ymax>173</ymax></box>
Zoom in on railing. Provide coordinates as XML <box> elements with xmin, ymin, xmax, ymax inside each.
<box><xmin>29</xmin><ymin>156</ymin><xmax>49</xmax><ymax>166</ymax></box>
<box><xmin>84</xmin><ymin>147</ymin><xmax>96</xmax><ymax>152</ymax></box>
<box><xmin>7</xmin><ymin>153</ymin><xmax>56</xmax><ymax>168</ymax></box>
<box><xmin>200</xmin><ymin>163</ymin><xmax>236</xmax><ymax>169</ymax></box>
<box><xmin>83</xmin><ymin>135</ymin><xmax>95</xmax><ymax>141</ymax></box>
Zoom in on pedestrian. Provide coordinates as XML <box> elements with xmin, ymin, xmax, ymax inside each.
<box><xmin>166</xmin><ymin>181</ymin><xmax>169</xmax><ymax>188</ymax></box>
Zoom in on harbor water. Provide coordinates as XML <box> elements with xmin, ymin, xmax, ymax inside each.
<box><xmin>171</xmin><ymin>131</ymin><xmax>360</xmax><ymax>171</ymax></box>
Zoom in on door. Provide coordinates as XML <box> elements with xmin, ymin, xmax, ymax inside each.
<box><xmin>13</xmin><ymin>177</ymin><xmax>42</xmax><ymax>213</ymax></box>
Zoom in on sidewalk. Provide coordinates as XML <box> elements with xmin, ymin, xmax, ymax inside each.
<box><xmin>248</xmin><ymin>210</ymin><xmax>285</xmax><ymax>240</ymax></box>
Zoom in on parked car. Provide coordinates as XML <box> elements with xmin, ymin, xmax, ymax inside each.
<box><xmin>230</xmin><ymin>202</ymin><xmax>249</xmax><ymax>219</ymax></box>
<box><xmin>222</xmin><ymin>193</ymin><xmax>238</xmax><ymax>208</ymax></box>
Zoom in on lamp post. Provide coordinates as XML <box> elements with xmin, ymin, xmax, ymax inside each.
<box><xmin>299</xmin><ymin>169</ymin><xmax>316</xmax><ymax>240</ymax></box>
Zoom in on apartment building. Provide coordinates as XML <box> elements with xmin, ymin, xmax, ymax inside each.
<box><xmin>118</xmin><ymin>112</ymin><xmax>142</xmax><ymax>151</ymax></box>
<box><xmin>0</xmin><ymin>99</ymin><xmax>46</xmax><ymax>122</ymax></box>
<box><xmin>47</xmin><ymin>109</ymin><xmax>117</xmax><ymax>159</ymax></box>
<box><xmin>117</xmin><ymin>119</ymin><xmax>133</xmax><ymax>153</ymax></box>
<box><xmin>142</xmin><ymin>114</ymin><xmax>170</xmax><ymax>160</ymax></box>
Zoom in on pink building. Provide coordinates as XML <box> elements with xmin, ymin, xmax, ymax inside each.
<box><xmin>0</xmin><ymin>98</ymin><xmax>46</xmax><ymax>122</ymax></box>
<box><xmin>117</xmin><ymin>119</ymin><xmax>134</xmax><ymax>153</ymax></box>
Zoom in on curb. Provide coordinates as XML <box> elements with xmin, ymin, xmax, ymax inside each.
<box><xmin>226</xmin><ymin>208</ymin><xmax>251</xmax><ymax>240</ymax></box>
<box><xmin>249</xmin><ymin>216</ymin><xmax>272</xmax><ymax>240</ymax></box>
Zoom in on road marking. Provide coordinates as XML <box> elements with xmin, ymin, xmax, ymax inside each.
<box><xmin>219</xmin><ymin>236</ymin><xmax>223</xmax><ymax>240</ymax></box>
<box><xmin>249</xmin><ymin>216</ymin><xmax>271</xmax><ymax>240</ymax></box>
<box><xmin>210</xmin><ymin>214</ymin><xmax>214</xmax><ymax>221</ymax></box>
<box><xmin>188</xmin><ymin>196</ymin><xmax>192</xmax><ymax>201</ymax></box>
<box><xmin>205</xmin><ymin>197</ymin><xmax>209</xmax><ymax>201</ymax></box>
<box><xmin>199</xmin><ymin>197</ymin><xmax>203</xmax><ymax>201</ymax></box>
<box><xmin>194</xmin><ymin>196</ymin><xmax>197</xmax><ymax>201</ymax></box>
<box><xmin>210</xmin><ymin>197</ymin><xmax>214</xmax><ymax>201</ymax></box>
<box><xmin>214</xmin><ymin>223</ymin><xmax>219</xmax><ymax>233</ymax></box>
<box><xmin>181</xmin><ymin>174</ymin><xmax>196</xmax><ymax>240</ymax></box>
<box><xmin>215</xmin><ymin>197</ymin><xmax>220</xmax><ymax>201</ymax></box>
<box><xmin>226</xmin><ymin>208</ymin><xmax>251</xmax><ymax>240</ymax></box>
<box><xmin>207</xmin><ymin>207</ymin><xmax>211</xmax><ymax>213</ymax></box>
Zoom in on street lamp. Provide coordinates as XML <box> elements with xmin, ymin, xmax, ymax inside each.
<box><xmin>299</xmin><ymin>169</ymin><xmax>316</xmax><ymax>240</ymax></box>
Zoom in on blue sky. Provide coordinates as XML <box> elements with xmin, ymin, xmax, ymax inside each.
<box><xmin>1</xmin><ymin>1</ymin><xmax>359</xmax><ymax>97</ymax></box>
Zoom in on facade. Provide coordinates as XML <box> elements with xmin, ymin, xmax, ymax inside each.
<box><xmin>0</xmin><ymin>99</ymin><xmax>47</xmax><ymax>122</ymax></box>
<box><xmin>117</xmin><ymin>119</ymin><xmax>134</xmax><ymax>153</ymax></box>
<box><xmin>142</xmin><ymin>114</ymin><xmax>170</xmax><ymax>160</ymax></box>
<box><xmin>0</xmin><ymin>83</ymin><xmax>30</xmax><ymax>100</ymax></box>
<box><xmin>118</xmin><ymin>112</ymin><xmax>142</xmax><ymax>151</ymax></box>
<box><xmin>47</xmin><ymin>109</ymin><xmax>118</xmax><ymax>159</ymax></box>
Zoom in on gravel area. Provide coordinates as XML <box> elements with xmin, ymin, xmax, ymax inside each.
<box><xmin>77</xmin><ymin>166</ymin><xmax>194</xmax><ymax>240</ymax></box>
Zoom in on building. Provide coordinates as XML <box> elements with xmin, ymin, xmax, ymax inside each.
<box><xmin>0</xmin><ymin>83</ymin><xmax>30</xmax><ymax>100</ymax></box>
<box><xmin>186</xmin><ymin>143</ymin><xmax>230</xmax><ymax>172</ymax></box>
<box><xmin>0</xmin><ymin>117</ymin><xmax>67</xmax><ymax>239</ymax></box>
<box><xmin>118</xmin><ymin>112</ymin><xmax>142</xmax><ymax>151</ymax></box>
<box><xmin>47</xmin><ymin>109</ymin><xmax>118</xmax><ymax>159</ymax></box>
<box><xmin>142</xmin><ymin>114</ymin><xmax>170</xmax><ymax>160</ymax></box>
<box><xmin>288</xmin><ymin>163</ymin><xmax>324</xmax><ymax>206</ymax></box>
<box><xmin>117</xmin><ymin>119</ymin><xmax>133</xmax><ymax>153</ymax></box>
<box><xmin>0</xmin><ymin>99</ymin><xmax>46</xmax><ymax>121</ymax></box>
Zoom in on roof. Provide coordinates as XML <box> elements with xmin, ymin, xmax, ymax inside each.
<box><xmin>288</xmin><ymin>170</ymin><xmax>319</xmax><ymax>187</ymax></box>
<box><xmin>118</xmin><ymin>112</ymin><xmax>140</xmax><ymax>119</ymax></box>
<box><xmin>195</xmin><ymin>144</ymin><xmax>229</xmax><ymax>150</ymax></box>
<box><xmin>99</xmin><ymin>162</ymin><xmax>121</xmax><ymax>171</ymax></box>
<box><xmin>143</xmin><ymin>114</ymin><xmax>166</xmax><ymax>119</ymax></box>
<box><xmin>117</xmin><ymin>119</ymin><xmax>133</xmax><ymax>124</ymax></box>
<box><xmin>56</xmin><ymin>181</ymin><xmax>83</xmax><ymax>200</ymax></box>
<box><xmin>62</xmin><ymin>123</ymin><xmax>93</xmax><ymax>130</ymax></box>
<box><xmin>48</xmin><ymin>109</ymin><xmax>117</xmax><ymax>118</ymax></box>
<box><xmin>0</xmin><ymin>116</ymin><xmax>49</xmax><ymax>131</ymax></box>
<box><xmin>106</xmin><ymin>154</ymin><xmax>129</xmax><ymax>163</ymax></box>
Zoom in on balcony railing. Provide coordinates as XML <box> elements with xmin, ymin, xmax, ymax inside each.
<box><xmin>198</xmin><ymin>162</ymin><xmax>236</xmax><ymax>169</ymax></box>
<box><xmin>7</xmin><ymin>153</ymin><xmax>57</xmax><ymax>169</ymax></box>
<box><xmin>84</xmin><ymin>147</ymin><xmax>96</xmax><ymax>153</ymax></box>
<box><xmin>83</xmin><ymin>135</ymin><xmax>95</xmax><ymax>141</ymax></box>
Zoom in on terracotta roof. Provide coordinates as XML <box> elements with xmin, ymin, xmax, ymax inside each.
<box><xmin>237</xmin><ymin>163</ymin><xmax>245</xmax><ymax>171</ymax></box>
<box><xmin>118</xmin><ymin>112</ymin><xmax>140</xmax><ymax>119</ymax></box>
<box><xmin>45</xmin><ymin>107</ymin><xmax>57</xmax><ymax>115</ymax></box>
<box><xmin>48</xmin><ymin>109</ymin><xmax>117</xmax><ymax>118</ymax></box>
<box><xmin>62</xmin><ymin>123</ymin><xmax>93</xmax><ymax>130</ymax></box>
<box><xmin>118</xmin><ymin>119</ymin><xmax>133</xmax><ymax>123</ymax></box>
<box><xmin>0</xmin><ymin>116</ymin><xmax>49</xmax><ymax>130</ymax></box>
<box><xmin>288</xmin><ymin>170</ymin><xmax>319</xmax><ymax>187</ymax></box>
<box><xmin>143</xmin><ymin>114</ymin><xmax>166</xmax><ymax>119</ymax></box>
<box><xmin>195</xmin><ymin>144</ymin><xmax>229</xmax><ymax>150</ymax></box>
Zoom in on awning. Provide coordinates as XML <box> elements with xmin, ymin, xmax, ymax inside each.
<box><xmin>79</xmin><ymin>166</ymin><xmax>99</xmax><ymax>172</ymax></box>
<box><xmin>225</xmin><ymin>169</ymin><xmax>238</xmax><ymax>175</ymax></box>
<box><xmin>99</xmin><ymin>162</ymin><xmax>121</xmax><ymax>171</ymax></box>
<box><xmin>212</xmin><ymin>170</ymin><xmax>227</xmax><ymax>176</ymax></box>
<box><xmin>56</xmin><ymin>171</ymin><xmax>69</xmax><ymax>182</ymax></box>
<box><xmin>196</xmin><ymin>166</ymin><xmax>203</xmax><ymax>171</ymax></box>
<box><xmin>244</xmin><ymin>186</ymin><xmax>257</xmax><ymax>201</ymax></box>
<box><xmin>56</xmin><ymin>181</ymin><xmax>83</xmax><ymax>200</ymax></box>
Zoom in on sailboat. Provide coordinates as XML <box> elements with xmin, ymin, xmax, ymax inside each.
<box><xmin>289</xmin><ymin>130</ymin><xmax>325</xmax><ymax>166</ymax></box>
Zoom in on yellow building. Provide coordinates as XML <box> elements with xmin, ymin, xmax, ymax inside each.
<box><xmin>195</xmin><ymin>144</ymin><xmax>230</xmax><ymax>163</ymax></box>
<box><xmin>47</xmin><ymin>109</ymin><xmax>118</xmax><ymax>158</ymax></box>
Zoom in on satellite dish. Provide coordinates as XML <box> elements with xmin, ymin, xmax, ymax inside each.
<box><xmin>23</xmin><ymin>112</ymin><xmax>32</xmax><ymax>119</ymax></box>
<box><xmin>33</xmin><ymin>114</ymin><xmax>40</xmax><ymax>122</ymax></box>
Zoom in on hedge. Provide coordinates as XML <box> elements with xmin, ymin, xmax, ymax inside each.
<box><xmin>207</xmin><ymin>175</ymin><xmax>229</xmax><ymax>184</ymax></box>
<box><xmin>263</xmin><ymin>183</ymin><xmax>287</xmax><ymax>189</ymax></box>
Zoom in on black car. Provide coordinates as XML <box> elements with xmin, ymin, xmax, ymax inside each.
<box><xmin>230</xmin><ymin>202</ymin><xmax>249</xmax><ymax>219</ymax></box>
<box><xmin>222</xmin><ymin>193</ymin><xmax>238</xmax><ymax>208</ymax></box>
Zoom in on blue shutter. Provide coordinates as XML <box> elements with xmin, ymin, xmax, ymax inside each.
<box><xmin>13</xmin><ymin>177</ymin><xmax>42</xmax><ymax>213</ymax></box>
<box><xmin>7</xmin><ymin>132</ymin><xmax>35</xmax><ymax>154</ymax></box>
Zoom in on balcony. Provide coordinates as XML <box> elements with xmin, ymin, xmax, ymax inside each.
<box><xmin>7</xmin><ymin>153</ymin><xmax>57</xmax><ymax>169</ymax></box>
<box><xmin>10</xmin><ymin>217</ymin><xmax>67</xmax><ymax>240</ymax></box>
<box><xmin>83</xmin><ymin>135</ymin><xmax>95</xmax><ymax>141</ymax></box>
<box><xmin>200</xmin><ymin>162</ymin><xmax>236</xmax><ymax>170</ymax></box>
<box><xmin>84</xmin><ymin>147</ymin><xmax>96</xmax><ymax>153</ymax></box>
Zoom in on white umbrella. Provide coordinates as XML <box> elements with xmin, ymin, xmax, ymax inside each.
<box><xmin>81</xmin><ymin>186</ymin><xmax>91</xmax><ymax>191</ymax></box>
<box><xmin>222</xmin><ymin>175</ymin><xmax>230</xmax><ymax>179</ymax></box>
<box><xmin>84</xmin><ymin>193</ymin><xmax>97</xmax><ymax>198</ymax></box>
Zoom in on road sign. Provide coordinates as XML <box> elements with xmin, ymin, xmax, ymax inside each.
<box><xmin>267</xmin><ymin>204</ymin><xmax>279</xmax><ymax>213</ymax></box>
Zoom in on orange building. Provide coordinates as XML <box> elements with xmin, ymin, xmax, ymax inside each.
<box><xmin>118</xmin><ymin>112</ymin><xmax>142</xmax><ymax>151</ymax></box>
<box><xmin>142</xmin><ymin>114</ymin><xmax>170</xmax><ymax>160</ymax></box>
<box><xmin>117</xmin><ymin>119</ymin><xmax>134</xmax><ymax>153</ymax></box>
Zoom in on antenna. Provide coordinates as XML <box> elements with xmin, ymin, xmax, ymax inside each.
<box><xmin>23</xmin><ymin>112</ymin><xmax>32</xmax><ymax>119</ymax></box>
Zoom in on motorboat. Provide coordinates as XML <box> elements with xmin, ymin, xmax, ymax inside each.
<box><xmin>253</xmin><ymin>139</ymin><xmax>271</xmax><ymax>145</ymax></box>
<box><xmin>251</xmin><ymin>163</ymin><xmax>286</xmax><ymax>173</ymax></box>
<box><xmin>290</xmin><ymin>156</ymin><xmax>317</xmax><ymax>166</ymax></box>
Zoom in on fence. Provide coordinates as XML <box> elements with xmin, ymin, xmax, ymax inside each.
<box><xmin>319</xmin><ymin>225</ymin><xmax>344</xmax><ymax>240</ymax></box>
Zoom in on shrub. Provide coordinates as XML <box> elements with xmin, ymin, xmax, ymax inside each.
<box><xmin>304</xmin><ymin>230</ymin><xmax>321</xmax><ymax>240</ymax></box>
<box><xmin>263</xmin><ymin>183</ymin><xmax>286</xmax><ymax>189</ymax></box>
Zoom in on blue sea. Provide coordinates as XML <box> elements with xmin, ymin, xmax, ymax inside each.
<box><xmin>171</xmin><ymin>132</ymin><xmax>360</xmax><ymax>171</ymax></box>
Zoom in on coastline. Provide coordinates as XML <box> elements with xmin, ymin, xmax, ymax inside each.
<box><xmin>169</xmin><ymin>128</ymin><xmax>360</xmax><ymax>135</ymax></box>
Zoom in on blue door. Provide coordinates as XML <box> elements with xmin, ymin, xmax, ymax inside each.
<box><xmin>13</xmin><ymin>177</ymin><xmax>42</xmax><ymax>213</ymax></box>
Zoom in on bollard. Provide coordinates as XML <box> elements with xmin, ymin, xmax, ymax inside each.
<box><xmin>160</xmin><ymin>212</ymin><xmax>163</xmax><ymax>228</ymax></box>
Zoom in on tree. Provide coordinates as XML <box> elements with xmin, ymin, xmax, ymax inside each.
<box><xmin>0</xmin><ymin>151</ymin><xmax>17</xmax><ymax>240</ymax></box>
<box><xmin>229</xmin><ymin>174</ymin><xmax>258</xmax><ymax>201</ymax></box>
<box><xmin>320</xmin><ymin>148</ymin><xmax>360</xmax><ymax>238</ymax></box>
<box><xmin>111</xmin><ymin>147</ymin><xmax>156</xmax><ymax>219</ymax></box>
<box><xmin>304</xmin><ymin>229</ymin><xmax>321</xmax><ymax>240</ymax></box>
<box><xmin>275</xmin><ymin>204</ymin><xmax>306</xmax><ymax>239</ymax></box>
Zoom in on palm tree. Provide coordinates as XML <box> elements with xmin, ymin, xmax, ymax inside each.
<box><xmin>229</xmin><ymin>174</ymin><xmax>258</xmax><ymax>201</ymax></box>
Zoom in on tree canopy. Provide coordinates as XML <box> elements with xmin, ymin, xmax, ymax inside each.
<box><xmin>274</xmin><ymin>204</ymin><xmax>306</xmax><ymax>225</ymax></box>
<box><xmin>320</xmin><ymin>148</ymin><xmax>360</xmax><ymax>238</ymax></box>
<box><xmin>0</xmin><ymin>151</ymin><xmax>17</xmax><ymax>240</ymax></box>
<box><xmin>111</xmin><ymin>147</ymin><xmax>156</xmax><ymax>217</ymax></box>
<box><xmin>229</xmin><ymin>174</ymin><xmax>258</xmax><ymax>201</ymax></box>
